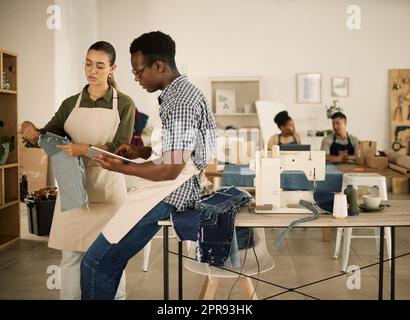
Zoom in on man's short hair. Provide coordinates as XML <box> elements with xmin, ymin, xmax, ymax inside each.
<box><xmin>331</xmin><ymin>112</ymin><xmax>347</xmax><ymax>121</ymax></box>
<box><xmin>130</xmin><ymin>31</ymin><xmax>177</xmax><ymax>69</ymax></box>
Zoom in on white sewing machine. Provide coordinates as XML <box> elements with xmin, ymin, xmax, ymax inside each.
<box><xmin>252</xmin><ymin>146</ymin><xmax>326</xmax><ymax>213</ymax></box>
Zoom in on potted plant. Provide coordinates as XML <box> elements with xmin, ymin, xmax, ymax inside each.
<box><xmin>325</xmin><ymin>99</ymin><xmax>343</xmax><ymax>119</ymax></box>
<box><xmin>0</xmin><ymin>120</ymin><xmax>16</xmax><ymax>164</ymax></box>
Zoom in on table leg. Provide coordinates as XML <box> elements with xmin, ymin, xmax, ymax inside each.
<box><xmin>163</xmin><ymin>226</ymin><xmax>169</xmax><ymax>300</ymax></box>
<box><xmin>322</xmin><ymin>228</ymin><xmax>332</xmax><ymax>242</ymax></box>
<box><xmin>178</xmin><ymin>241</ymin><xmax>183</xmax><ymax>300</ymax></box>
<box><xmin>391</xmin><ymin>227</ymin><xmax>396</xmax><ymax>300</ymax></box>
<box><xmin>378</xmin><ymin>227</ymin><xmax>385</xmax><ymax>300</ymax></box>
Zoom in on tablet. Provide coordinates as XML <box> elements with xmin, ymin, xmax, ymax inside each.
<box><xmin>85</xmin><ymin>146</ymin><xmax>138</xmax><ymax>164</ymax></box>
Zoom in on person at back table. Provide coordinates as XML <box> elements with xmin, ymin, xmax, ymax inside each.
<box><xmin>321</xmin><ymin>112</ymin><xmax>359</xmax><ymax>163</ymax></box>
<box><xmin>267</xmin><ymin>111</ymin><xmax>301</xmax><ymax>150</ymax></box>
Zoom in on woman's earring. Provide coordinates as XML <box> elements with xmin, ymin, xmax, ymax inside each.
<box><xmin>108</xmin><ymin>74</ymin><xmax>112</xmax><ymax>78</ymax></box>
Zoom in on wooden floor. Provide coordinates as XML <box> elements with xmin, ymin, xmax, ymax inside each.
<box><xmin>1</xmin><ymin>196</ymin><xmax>410</xmax><ymax>300</ymax></box>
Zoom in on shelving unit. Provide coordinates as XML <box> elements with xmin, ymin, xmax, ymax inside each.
<box><xmin>389</xmin><ymin>69</ymin><xmax>410</xmax><ymax>155</ymax></box>
<box><xmin>209</xmin><ymin>78</ymin><xmax>262</xmax><ymax>164</ymax></box>
<box><xmin>210</xmin><ymin>77</ymin><xmax>261</xmax><ymax>130</ymax></box>
<box><xmin>0</xmin><ymin>49</ymin><xmax>20</xmax><ymax>250</ymax></box>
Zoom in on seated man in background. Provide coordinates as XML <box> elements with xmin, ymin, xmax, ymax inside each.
<box><xmin>321</xmin><ymin>112</ymin><xmax>359</xmax><ymax>163</ymax></box>
<box><xmin>267</xmin><ymin>111</ymin><xmax>301</xmax><ymax>150</ymax></box>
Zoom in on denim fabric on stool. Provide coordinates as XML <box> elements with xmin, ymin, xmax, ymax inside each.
<box><xmin>198</xmin><ymin>187</ymin><xmax>251</xmax><ymax>266</ymax></box>
<box><xmin>38</xmin><ymin>132</ymin><xmax>88</xmax><ymax>212</ymax></box>
<box><xmin>171</xmin><ymin>208</ymin><xmax>240</xmax><ymax>267</ymax></box>
<box><xmin>172</xmin><ymin>186</ymin><xmax>252</xmax><ymax>267</ymax></box>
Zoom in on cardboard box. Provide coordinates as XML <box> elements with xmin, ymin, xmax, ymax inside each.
<box><xmin>205</xmin><ymin>158</ymin><xmax>225</xmax><ymax>173</ymax></box>
<box><xmin>18</xmin><ymin>135</ymin><xmax>48</xmax><ymax>193</ymax></box>
<box><xmin>365</xmin><ymin>155</ymin><xmax>388</xmax><ymax>170</ymax></box>
<box><xmin>355</xmin><ymin>140</ymin><xmax>377</xmax><ymax>165</ymax></box>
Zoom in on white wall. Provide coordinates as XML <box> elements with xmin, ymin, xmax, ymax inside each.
<box><xmin>96</xmin><ymin>0</ymin><xmax>410</xmax><ymax>150</ymax></box>
<box><xmin>2</xmin><ymin>0</ymin><xmax>410</xmax><ymax>150</ymax></box>
<box><xmin>0</xmin><ymin>0</ymin><xmax>55</xmax><ymax>127</ymax></box>
<box><xmin>54</xmin><ymin>0</ymin><xmax>97</xmax><ymax>109</ymax></box>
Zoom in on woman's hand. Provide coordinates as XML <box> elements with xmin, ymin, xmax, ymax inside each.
<box><xmin>115</xmin><ymin>144</ymin><xmax>139</xmax><ymax>159</ymax></box>
<box><xmin>21</xmin><ymin>121</ymin><xmax>39</xmax><ymax>145</ymax></box>
<box><xmin>56</xmin><ymin>143</ymin><xmax>90</xmax><ymax>157</ymax></box>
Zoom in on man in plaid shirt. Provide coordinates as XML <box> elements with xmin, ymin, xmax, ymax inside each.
<box><xmin>81</xmin><ymin>31</ymin><xmax>216</xmax><ymax>299</ymax></box>
<box><xmin>159</xmin><ymin>74</ymin><xmax>216</xmax><ymax>211</ymax></box>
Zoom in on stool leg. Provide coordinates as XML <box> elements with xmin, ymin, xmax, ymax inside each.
<box><xmin>334</xmin><ymin>228</ymin><xmax>343</xmax><ymax>259</ymax></box>
<box><xmin>385</xmin><ymin>227</ymin><xmax>392</xmax><ymax>269</ymax></box>
<box><xmin>342</xmin><ymin>228</ymin><xmax>353</xmax><ymax>272</ymax></box>
<box><xmin>143</xmin><ymin>240</ymin><xmax>152</xmax><ymax>272</ymax></box>
<box><xmin>375</xmin><ymin>228</ymin><xmax>380</xmax><ymax>254</ymax></box>
<box><xmin>199</xmin><ymin>276</ymin><xmax>219</xmax><ymax>300</ymax></box>
<box><xmin>239</xmin><ymin>277</ymin><xmax>258</xmax><ymax>300</ymax></box>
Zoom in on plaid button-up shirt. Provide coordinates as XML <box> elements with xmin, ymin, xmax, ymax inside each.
<box><xmin>158</xmin><ymin>75</ymin><xmax>216</xmax><ymax>211</ymax></box>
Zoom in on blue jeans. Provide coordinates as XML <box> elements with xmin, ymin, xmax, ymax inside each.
<box><xmin>80</xmin><ymin>201</ymin><xmax>175</xmax><ymax>300</ymax></box>
<box><xmin>38</xmin><ymin>132</ymin><xmax>88</xmax><ymax>212</ymax></box>
<box><xmin>172</xmin><ymin>187</ymin><xmax>252</xmax><ymax>268</ymax></box>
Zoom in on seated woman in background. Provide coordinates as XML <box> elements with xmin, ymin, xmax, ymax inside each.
<box><xmin>267</xmin><ymin>111</ymin><xmax>301</xmax><ymax>150</ymax></box>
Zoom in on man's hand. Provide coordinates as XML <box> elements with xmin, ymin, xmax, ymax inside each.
<box><xmin>115</xmin><ymin>144</ymin><xmax>139</xmax><ymax>159</ymax></box>
<box><xmin>333</xmin><ymin>150</ymin><xmax>348</xmax><ymax>163</ymax></box>
<box><xmin>345</xmin><ymin>154</ymin><xmax>356</xmax><ymax>161</ymax></box>
<box><xmin>21</xmin><ymin>121</ymin><xmax>39</xmax><ymax>145</ymax></box>
<box><xmin>57</xmin><ymin>143</ymin><xmax>90</xmax><ymax>157</ymax></box>
<box><xmin>93</xmin><ymin>155</ymin><xmax>129</xmax><ymax>174</ymax></box>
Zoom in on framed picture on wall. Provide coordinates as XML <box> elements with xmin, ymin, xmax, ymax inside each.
<box><xmin>215</xmin><ymin>88</ymin><xmax>236</xmax><ymax>113</ymax></box>
<box><xmin>296</xmin><ymin>73</ymin><xmax>321</xmax><ymax>103</ymax></box>
<box><xmin>331</xmin><ymin>77</ymin><xmax>349</xmax><ymax>97</ymax></box>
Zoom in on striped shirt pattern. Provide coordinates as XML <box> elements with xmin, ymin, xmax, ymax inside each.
<box><xmin>159</xmin><ymin>75</ymin><xmax>216</xmax><ymax>211</ymax></box>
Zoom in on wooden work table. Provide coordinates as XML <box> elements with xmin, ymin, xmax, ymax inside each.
<box><xmin>160</xmin><ymin>200</ymin><xmax>410</xmax><ymax>300</ymax></box>
<box><xmin>234</xmin><ymin>200</ymin><xmax>410</xmax><ymax>227</ymax></box>
<box><xmin>160</xmin><ymin>200</ymin><xmax>410</xmax><ymax>228</ymax></box>
<box><xmin>335</xmin><ymin>162</ymin><xmax>407</xmax><ymax>179</ymax></box>
<box><xmin>204</xmin><ymin>161</ymin><xmax>410</xmax><ymax>242</ymax></box>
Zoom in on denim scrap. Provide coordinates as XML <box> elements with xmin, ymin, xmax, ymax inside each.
<box><xmin>172</xmin><ymin>186</ymin><xmax>252</xmax><ymax>268</ymax></box>
<box><xmin>38</xmin><ymin>132</ymin><xmax>88</xmax><ymax>212</ymax></box>
<box><xmin>274</xmin><ymin>198</ymin><xmax>331</xmax><ymax>247</ymax></box>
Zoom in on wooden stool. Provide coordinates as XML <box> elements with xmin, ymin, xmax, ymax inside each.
<box><xmin>199</xmin><ymin>276</ymin><xmax>258</xmax><ymax>300</ymax></box>
<box><xmin>185</xmin><ymin>228</ymin><xmax>274</xmax><ymax>300</ymax></box>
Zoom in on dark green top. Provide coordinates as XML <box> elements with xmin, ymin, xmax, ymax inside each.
<box><xmin>41</xmin><ymin>85</ymin><xmax>136</xmax><ymax>152</ymax></box>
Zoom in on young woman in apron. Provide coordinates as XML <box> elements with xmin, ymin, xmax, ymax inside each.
<box><xmin>21</xmin><ymin>41</ymin><xmax>136</xmax><ymax>299</ymax></box>
<box><xmin>268</xmin><ymin>110</ymin><xmax>301</xmax><ymax>150</ymax></box>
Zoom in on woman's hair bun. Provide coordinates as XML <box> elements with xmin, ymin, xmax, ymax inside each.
<box><xmin>274</xmin><ymin>111</ymin><xmax>290</xmax><ymax>127</ymax></box>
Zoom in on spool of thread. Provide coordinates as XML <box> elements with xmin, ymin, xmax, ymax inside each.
<box><xmin>344</xmin><ymin>185</ymin><xmax>359</xmax><ymax>216</ymax></box>
<box><xmin>332</xmin><ymin>193</ymin><xmax>348</xmax><ymax>219</ymax></box>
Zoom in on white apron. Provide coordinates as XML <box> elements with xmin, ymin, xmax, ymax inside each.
<box><xmin>102</xmin><ymin>143</ymin><xmax>200</xmax><ymax>244</ymax></box>
<box><xmin>48</xmin><ymin>88</ymin><xmax>127</xmax><ymax>252</ymax></box>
